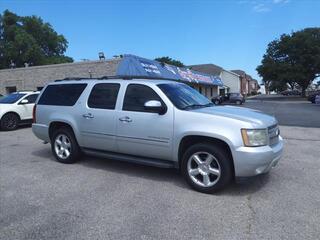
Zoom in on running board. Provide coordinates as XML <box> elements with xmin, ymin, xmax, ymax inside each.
<box><xmin>82</xmin><ymin>148</ymin><xmax>177</xmax><ymax>169</ymax></box>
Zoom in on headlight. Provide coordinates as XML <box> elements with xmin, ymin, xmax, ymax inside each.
<box><xmin>241</xmin><ymin>129</ymin><xmax>268</xmax><ymax>147</ymax></box>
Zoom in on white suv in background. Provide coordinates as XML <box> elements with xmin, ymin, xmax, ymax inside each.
<box><xmin>0</xmin><ymin>91</ymin><xmax>40</xmax><ymax>130</ymax></box>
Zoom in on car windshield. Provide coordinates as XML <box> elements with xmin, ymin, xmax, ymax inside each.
<box><xmin>0</xmin><ymin>93</ymin><xmax>26</xmax><ymax>104</ymax></box>
<box><xmin>158</xmin><ymin>83</ymin><xmax>213</xmax><ymax>110</ymax></box>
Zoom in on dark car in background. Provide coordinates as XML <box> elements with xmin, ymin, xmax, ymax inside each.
<box><xmin>308</xmin><ymin>91</ymin><xmax>320</xmax><ymax>103</ymax></box>
<box><xmin>212</xmin><ymin>93</ymin><xmax>245</xmax><ymax>105</ymax></box>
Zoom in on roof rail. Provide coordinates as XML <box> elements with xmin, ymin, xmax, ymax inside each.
<box><xmin>53</xmin><ymin>75</ymin><xmax>178</xmax><ymax>82</ymax></box>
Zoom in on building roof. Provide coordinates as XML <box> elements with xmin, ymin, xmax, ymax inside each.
<box><xmin>188</xmin><ymin>64</ymin><xmax>223</xmax><ymax>76</ymax></box>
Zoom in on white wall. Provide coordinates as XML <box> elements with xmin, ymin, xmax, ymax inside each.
<box><xmin>191</xmin><ymin>84</ymin><xmax>218</xmax><ymax>99</ymax></box>
<box><xmin>221</xmin><ymin>70</ymin><xmax>241</xmax><ymax>93</ymax></box>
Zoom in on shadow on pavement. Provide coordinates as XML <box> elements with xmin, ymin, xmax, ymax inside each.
<box><xmin>32</xmin><ymin>147</ymin><xmax>271</xmax><ymax>195</ymax></box>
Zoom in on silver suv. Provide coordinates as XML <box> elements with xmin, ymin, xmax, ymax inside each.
<box><xmin>32</xmin><ymin>79</ymin><xmax>283</xmax><ymax>193</ymax></box>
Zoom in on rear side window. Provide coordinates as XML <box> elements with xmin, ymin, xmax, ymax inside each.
<box><xmin>38</xmin><ymin>84</ymin><xmax>87</xmax><ymax>106</ymax></box>
<box><xmin>88</xmin><ymin>83</ymin><xmax>120</xmax><ymax>109</ymax></box>
<box><xmin>123</xmin><ymin>84</ymin><xmax>161</xmax><ymax>112</ymax></box>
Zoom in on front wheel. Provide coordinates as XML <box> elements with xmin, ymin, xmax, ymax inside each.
<box><xmin>51</xmin><ymin>127</ymin><xmax>81</xmax><ymax>164</ymax></box>
<box><xmin>236</xmin><ymin>100</ymin><xmax>242</xmax><ymax>105</ymax></box>
<box><xmin>181</xmin><ymin>143</ymin><xmax>233</xmax><ymax>193</ymax></box>
<box><xmin>1</xmin><ymin>113</ymin><xmax>19</xmax><ymax>131</ymax></box>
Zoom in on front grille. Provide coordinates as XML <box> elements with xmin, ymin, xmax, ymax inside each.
<box><xmin>268</xmin><ymin>124</ymin><xmax>280</xmax><ymax>146</ymax></box>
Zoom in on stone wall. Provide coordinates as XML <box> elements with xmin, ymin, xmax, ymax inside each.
<box><xmin>0</xmin><ymin>59</ymin><xmax>120</xmax><ymax>95</ymax></box>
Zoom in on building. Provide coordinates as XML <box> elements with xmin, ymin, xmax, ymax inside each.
<box><xmin>189</xmin><ymin>64</ymin><xmax>241</xmax><ymax>96</ymax></box>
<box><xmin>231</xmin><ymin>70</ymin><xmax>259</xmax><ymax>95</ymax></box>
<box><xmin>0</xmin><ymin>54</ymin><xmax>223</xmax><ymax>98</ymax></box>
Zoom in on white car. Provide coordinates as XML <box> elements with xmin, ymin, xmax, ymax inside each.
<box><xmin>0</xmin><ymin>91</ymin><xmax>40</xmax><ymax>130</ymax></box>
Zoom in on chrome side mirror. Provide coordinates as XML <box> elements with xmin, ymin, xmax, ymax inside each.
<box><xmin>144</xmin><ymin>100</ymin><xmax>166</xmax><ymax>115</ymax></box>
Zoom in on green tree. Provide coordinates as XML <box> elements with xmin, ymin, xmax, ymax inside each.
<box><xmin>0</xmin><ymin>10</ymin><xmax>73</xmax><ymax>69</ymax></box>
<box><xmin>257</xmin><ymin>28</ymin><xmax>320</xmax><ymax>96</ymax></box>
<box><xmin>155</xmin><ymin>56</ymin><xmax>184</xmax><ymax>67</ymax></box>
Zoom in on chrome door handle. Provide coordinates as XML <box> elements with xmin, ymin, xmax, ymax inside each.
<box><xmin>82</xmin><ymin>113</ymin><xmax>94</xmax><ymax>119</ymax></box>
<box><xmin>119</xmin><ymin>116</ymin><xmax>132</xmax><ymax>122</ymax></box>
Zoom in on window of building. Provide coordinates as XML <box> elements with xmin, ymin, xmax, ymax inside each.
<box><xmin>5</xmin><ymin>86</ymin><xmax>17</xmax><ymax>94</ymax></box>
<box><xmin>199</xmin><ymin>86</ymin><xmax>202</xmax><ymax>94</ymax></box>
<box><xmin>210</xmin><ymin>88</ymin><xmax>213</xmax><ymax>96</ymax></box>
<box><xmin>123</xmin><ymin>84</ymin><xmax>161</xmax><ymax>112</ymax></box>
<box><xmin>38</xmin><ymin>84</ymin><xmax>87</xmax><ymax>106</ymax></box>
<box><xmin>87</xmin><ymin>83</ymin><xmax>120</xmax><ymax>109</ymax></box>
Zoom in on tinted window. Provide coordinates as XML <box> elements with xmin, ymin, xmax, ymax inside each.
<box><xmin>158</xmin><ymin>83</ymin><xmax>212</xmax><ymax>110</ymax></box>
<box><xmin>88</xmin><ymin>83</ymin><xmax>120</xmax><ymax>109</ymax></box>
<box><xmin>0</xmin><ymin>93</ymin><xmax>26</xmax><ymax>104</ymax></box>
<box><xmin>38</xmin><ymin>84</ymin><xmax>87</xmax><ymax>106</ymax></box>
<box><xmin>23</xmin><ymin>94</ymin><xmax>39</xmax><ymax>104</ymax></box>
<box><xmin>123</xmin><ymin>84</ymin><xmax>161</xmax><ymax>112</ymax></box>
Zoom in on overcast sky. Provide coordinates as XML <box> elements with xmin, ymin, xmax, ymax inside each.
<box><xmin>1</xmin><ymin>0</ymin><xmax>320</xmax><ymax>81</ymax></box>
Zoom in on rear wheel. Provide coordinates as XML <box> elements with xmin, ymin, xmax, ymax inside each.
<box><xmin>51</xmin><ymin>127</ymin><xmax>81</xmax><ymax>163</ymax></box>
<box><xmin>236</xmin><ymin>100</ymin><xmax>241</xmax><ymax>105</ymax></box>
<box><xmin>1</xmin><ymin>113</ymin><xmax>19</xmax><ymax>131</ymax></box>
<box><xmin>181</xmin><ymin>143</ymin><xmax>233</xmax><ymax>193</ymax></box>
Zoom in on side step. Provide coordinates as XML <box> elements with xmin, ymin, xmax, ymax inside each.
<box><xmin>82</xmin><ymin>148</ymin><xmax>177</xmax><ymax>169</ymax></box>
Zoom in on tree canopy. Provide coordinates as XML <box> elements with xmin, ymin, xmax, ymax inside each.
<box><xmin>257</xmin><ymin>28</ymin><xmax>320</xmax><ymax>95</ymax></box>
<box><xmin>154</xmin><ymin>56</ymin><xmax>185</xmax><ymax>67</ymax></box>
<box><xmin>0</xmin><ymin>10</ymin><xmax>73</xmax><ymax>69</ymax></box>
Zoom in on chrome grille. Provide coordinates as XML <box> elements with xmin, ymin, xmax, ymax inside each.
<box><xmin>268</xmin><ymin>124</ymin><xmax>280</xmax><ymax>146</ymax></box>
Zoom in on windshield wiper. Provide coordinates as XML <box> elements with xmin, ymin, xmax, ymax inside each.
<box><xmin>182</xmin><ymin>103</ymin><xmax>213</xmax><ymax>110</ymax></box>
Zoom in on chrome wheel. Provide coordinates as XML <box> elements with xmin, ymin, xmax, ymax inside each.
<box><xmin>187</xmin><ymin>152</ymin><xmax>221</xmax><ymax>187</ymax></box>
<box><xmin>54</xmin><ymin>134</ymin><xmax>71</xmax><ymax>159</ymax></box>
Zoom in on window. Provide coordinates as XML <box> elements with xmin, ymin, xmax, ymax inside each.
<box><xmin>123</xmin><ymin>84</ymin><xmax>161</xmax><ymax>112</ymax></box>
<box><xmin>38</xmin><ymin>84</ymin><xmax>87</xmax><ymax>106</ymax></box>
<box><xmin>210</xmin><ymin>88</ymin><xmax>213</xmax><ymax>96</ymax></box>
<box><xmin>158</xmin><ymin>83</ymin><xmax>212</xmax><ymax>110</ymax></box>
<box><xmin>88</xmin><ymin>83</ymin><xmax>120</xmax><ymax>109</ymax></box>
<box><xmin>23</xmin><ymin>94</ymin><xmax>39</xmax><ymax>104</ymax></box>
<box><xmin>199</xmin><ymin>86</ymin><xmax>202</xmax><ymax>94</ymax></box>
<box><xmin>0</xmin><ymin>93</ymin><xmax>26</xmax><ymax>104</ymax></box>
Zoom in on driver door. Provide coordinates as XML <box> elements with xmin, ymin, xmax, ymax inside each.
<box><xmin>116</xmin><ymin>84</ymin><xmax>174</xmax><ymax>160</ymax></box>
<box><xmin>18</xmin><ymin>94</ymin><xmax>39</xmax><ymax>120</ymax></box>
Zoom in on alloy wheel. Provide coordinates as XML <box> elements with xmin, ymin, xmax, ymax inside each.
<box><xmin>187</xmin><ymin>152</ymin><xmax>221</xmax><ymax>187</ymax></box>
<box><xmin>54</xmin><ymin>134</ymin><xmax>71</xmax><ymax>159</ymax></box>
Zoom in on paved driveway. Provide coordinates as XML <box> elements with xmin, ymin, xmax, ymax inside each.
<box><xmin>243</xmin><ymin>100</ymin><xmax>320</xmax><ymax>128</ymax></box>
<box><xmin>1</xmin><ymin>125</ymin><xmax>320</xmax><ymax>240</ymax></box>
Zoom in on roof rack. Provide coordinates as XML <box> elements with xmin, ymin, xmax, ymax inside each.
<box><xmin>54</xmin><ymin>75</ymin><xmax>178</xmax><ymax>82</ymax></box>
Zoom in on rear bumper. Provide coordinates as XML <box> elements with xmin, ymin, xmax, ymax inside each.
<box><xmin>32</xmin><ymin>123</ymin><xmax>50</xmax><ymax>142</ymax></box>
<box><xmin>233</xmin><ymin>136</ymin><xmax>284</xmax><ymax>177</ymax></box>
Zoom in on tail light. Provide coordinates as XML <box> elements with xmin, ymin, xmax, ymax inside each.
<box><xmin>32</xmin><ymin>104</ymin><xmax>37</xmax><ymax>123</ymax></box>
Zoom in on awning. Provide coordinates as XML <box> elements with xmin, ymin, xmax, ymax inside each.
<box><xmin>116</xmin><ymin>54</ymin><xmax>223</xmax><ymax>86</ymax></box>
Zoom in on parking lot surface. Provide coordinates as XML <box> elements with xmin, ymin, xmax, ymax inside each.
<box><xmin>244</xmin><ymin>99</ymin><xmax>320</xmax><ymax>128</ymax></box>
<box><xmin>1</xmin><ymin>122</ymin><xmax>320</xmax><ymax>239</ymax></box>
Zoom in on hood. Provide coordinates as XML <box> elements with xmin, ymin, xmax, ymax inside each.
<box><xmin>191</xmin><ymin>106</ymin><xmax>277</xmax><ymax>128</ymax></box>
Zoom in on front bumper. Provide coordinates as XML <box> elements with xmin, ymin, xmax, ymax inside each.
<box><xmin>233</xmin><ymin>136</ymin><xmax>284</xmax><ymax>177</ymax></box>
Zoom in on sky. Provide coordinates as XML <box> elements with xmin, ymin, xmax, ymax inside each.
<box><xmin>1</xmin><ymin>0</ymin><xmax>320</xmax><ymax>82</ymax></box>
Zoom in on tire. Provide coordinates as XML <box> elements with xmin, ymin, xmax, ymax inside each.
<box><xmin>0</xmin><ymin>113</ymin><xmax>19</xmax><ymax>131</ymax></box>
<box><xmin>214</xmin><ymin>100</ymin><xmax>220</xmax><ymax>105</ymax></box>
<box><xmin>181</xmin><ymin>143</ymin><xmax>233</xmax><ymax>193</ymax></box>
<box><xmin>51</xmin><ymin>127</ymin><xmax>81</xmax><ymax>164</ymax></box>
<box><xmin>236</xmin><ymin>100</ymin><xmax>241</xmax><ymax>105</ymax></box>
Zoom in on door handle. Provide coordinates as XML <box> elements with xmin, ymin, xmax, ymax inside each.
<box><xmin>119</xmin><ymin>116</ymin><xmax>132</xmax><ymax>122</ymax></box>
<box><xmin>82</xmin><ymin>113</ymin><xmax>94</xmax><ymax>119</ymax></box>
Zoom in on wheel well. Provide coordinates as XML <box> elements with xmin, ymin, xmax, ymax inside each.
<box><xmin>1</xmin><ymin>112</ymin><xmax>21</xmax><ymax>121</ymax></box>
<box><xmin>49</xmin><ymin>121</ymin><xmax>73</xmax><ymax>140</ymax></box>
<box><xmin>178</xmin><ymin>135</ymin><xmax>235</xmax><ymax>177</ymax></box>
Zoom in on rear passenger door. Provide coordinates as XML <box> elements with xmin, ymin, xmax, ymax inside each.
<box><xmin>79</xmin><ymin>83</ymin><xmax>120</xmax><ymax>151</ymax></box>
<box><xmin>116</xmin><ymin>84</ymin><xmax>173</xmax><ymax>160</ymax></box>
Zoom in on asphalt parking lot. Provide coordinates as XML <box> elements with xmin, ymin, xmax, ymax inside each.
<box><xmin>1</xmin><ymin>101</ymin><xmax>320</xmax><ymax>240</ymax></box>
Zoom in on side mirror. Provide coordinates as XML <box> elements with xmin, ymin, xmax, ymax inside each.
<box><xmin>20</xmin><ymin>99</ymin><xmax>29</xmax><ymax>104</ymax></box>
<box><xmin>144</xmin><ymin>100</ymin><xmax>166</xmax><ymax>115</ymax></box>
